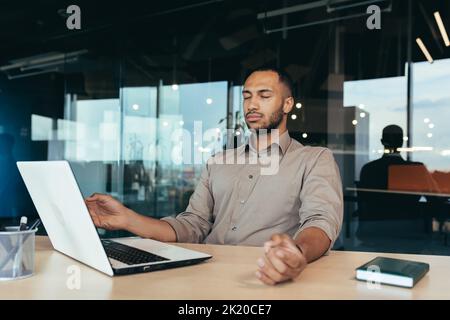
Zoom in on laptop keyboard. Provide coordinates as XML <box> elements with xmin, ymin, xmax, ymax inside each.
<box><xmin>102</xmin><ymin>240</ymin><xmax>169</xmax><ymax>265</ymax></box>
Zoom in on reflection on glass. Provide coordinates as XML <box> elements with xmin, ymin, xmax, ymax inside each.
<box><xmin>64</xmin><ymin>96</ymin><xmax>120</xmax><ymax>162</ymax></box>
<box><xmin>344</xmin><ymin>76</ymin><xmax>407</xmax><ymax>161</ymax></box>
<box><xmin>31</xmin><ymin>115</ymin><xmax>53</xmax><ymax>141</ymax></box>
<box><xmin>119</xmin><ymin>82</ymin><xmax>228</xmax><ymax>218</ymax></box>
<box><xmin>412</xmin><ymin>58</ymin><xmax>450</xmax><ymax>172</ymax></box>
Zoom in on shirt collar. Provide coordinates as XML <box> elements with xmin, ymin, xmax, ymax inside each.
<box><xmin>239</xmin><ymin>130</ymin><xmax>291</xmax><ymax>156</ymax></box>
<box><xmin>382</xmin><ymin>152</ymin><xmax>403</xmax><ymax>158</ymax></box>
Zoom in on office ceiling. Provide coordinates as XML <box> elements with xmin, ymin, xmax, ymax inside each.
<box><xmin>0</xmin><ymin>0</ymin><xmax>449</xmax><ymax>95</ymax></box>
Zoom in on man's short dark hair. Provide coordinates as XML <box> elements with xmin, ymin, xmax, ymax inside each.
<box><xmin>245</xmin><ymin>67</ymin><xmax>294</xmax><ymax>98</ymax></box>
<box><xmin>381</xmin><ymin>124</ymin><xmax>403</xmax><ymax>149</ymax></box>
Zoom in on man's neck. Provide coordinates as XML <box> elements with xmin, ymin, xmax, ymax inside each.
<box><xmin>383</xmin><ymin>149</ymin><xmax>402</xmax><ymax>157</ymax></box>
<box><xmin>255</xmin><ymin>127</ymin><xmax>287</xmax><ymax>152</ymax></box>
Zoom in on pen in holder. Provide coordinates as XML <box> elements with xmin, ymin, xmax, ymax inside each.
<box><xmin>0</xmin><ymin>227</ymin><xmax>37</xmax><ymax>281</ymax></box>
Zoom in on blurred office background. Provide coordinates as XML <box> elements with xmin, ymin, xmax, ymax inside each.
<box><xmin>0</xmin><ymin>0</ymin><xmax>449</xmax><ymax>255</ymax></box>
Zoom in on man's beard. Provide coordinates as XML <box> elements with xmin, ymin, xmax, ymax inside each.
<box><xmin>246</xmin><ymin>106</ymin><xmax>284</xmax><ymax>135</ymax></box>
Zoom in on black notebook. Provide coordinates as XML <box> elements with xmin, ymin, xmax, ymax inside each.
<box><xmin>355</xmin><ymin>257</ymin><xmax>430</xmax><ymax>288</ymax></box>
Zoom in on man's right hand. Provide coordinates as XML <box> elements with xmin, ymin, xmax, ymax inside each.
<box><xmin>85</xmin><ymin>193</ymin><xmax>133</xmax><ymax>231</ymax></box>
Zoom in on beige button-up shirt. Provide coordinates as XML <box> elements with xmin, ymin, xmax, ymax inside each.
<box><xmin>162</xmin><ymin>131</ymin><xmax>343</xmax><ymax>249</ymax></box>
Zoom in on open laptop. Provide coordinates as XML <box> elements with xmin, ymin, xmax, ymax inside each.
<box><xmin>16</xmin><ymin>161</ymin><xmax>212</xmax><ymax>276</ymax></box>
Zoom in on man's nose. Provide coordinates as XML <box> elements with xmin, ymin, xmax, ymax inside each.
<box><xmin>247</xmin><ymin>98</ymin><xmax>260</xmax><ymax>111</ymax></box>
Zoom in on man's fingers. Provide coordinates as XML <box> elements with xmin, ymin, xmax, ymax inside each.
<box><xmin>85</xmin><ymin>203</ymin><xmax>104</xmax><ymax>228</ymax></box>
<box><xmin>266</xmin><ymin>250</ymin><xmax>289</xmax><ymax>275</ymax></box>
<box><xmin>274</xmin><ymin>248</ymin><xmax>304</xmax><ymax>269</ymax></box>
<box><xmin>89</xmin><ymin>213</ymin><xmax>101</xmax><ymax>227</ymax></box>
<box><xmin>264</xmin><ymin>242</ymin><xmax>272</xmax><ymax>253</ymax></box>
<box><xmin>92</xmin><ymin>214</ymin><xmax>108</xmax><ymax>229</ymax></box>
<box><xmin>255</xmin><ymin>270</ymin><xmax>276</xmax><ymax>286</ymax></box>
<box><xmin>270</xmin><ymin>233</ymin><xmax>284</xmax><ymax>244</ymax></box>
<box><xmin>257</xmin><ymin>256</ymin><xmax>288</xmax><ymax>284</ymax></box>
<box><xmin>85</xmin><ymin>202</ymin><xmax>99</xmax><ymax>216</ymax></box>
<box><xmin>264</xmin><ymin>234</ymin><xmax>284</xmax><ymax>253</ymax></box>
<box><xmin>267</xmin><ymin>250</ymin><xmax>301</xmax><ymax>279</ymax></box>
<box><xmin>269</xmin><ymin>237</ymin><xmax>306</xmax><ymax>269</ymax></box>
<box><xmin>85</xmin><ymin>193</ymin><xmax>100</xmax><ymax>200</ymax></box>
<box><xmin>85</xmin><ymin>193</ymin><xmax>109</xmax><ymax>202</ymax></box>
<box><xmin>265</xmin><ymin>233</ymin><xmax>295</xmax><ymax>252</ymax></box>
<box><xmin>260</xmin><ymin>234</ymin><xmax>307</xmax><ymax>284</ymax></box>
<box><xmin>268</xmin><ymin>250</ymin><xmax>299</xmax><ymax>276</ymax></box>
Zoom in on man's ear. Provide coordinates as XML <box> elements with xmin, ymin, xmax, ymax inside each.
<box><xmin>283</xmin><ymin>97</ymin><xmax>294</xmax><ymax>114</ymax></box>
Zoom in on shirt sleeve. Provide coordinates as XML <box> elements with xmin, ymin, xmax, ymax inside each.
<box><xmin>160</xmin><ymin>158</ymin><xmax>214</xmax><ymax>243</ymax></box>
<box><xmin>293</xmin><ymin>148</ymin><xmax>343</xmax><ymax>254</ymax></box>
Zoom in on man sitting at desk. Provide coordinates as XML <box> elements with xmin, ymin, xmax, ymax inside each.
<box><xmin>86</xmin><ymin>68</ymin><xmax>343</xmax><ymax>285</ymax></box>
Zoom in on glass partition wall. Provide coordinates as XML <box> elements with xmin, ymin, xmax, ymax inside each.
<box><xmin>0</xmin><ymin>0</ymin><xmax>449</xmax><ymax>254</ymax></box>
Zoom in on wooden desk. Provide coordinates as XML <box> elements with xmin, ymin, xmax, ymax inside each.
<box><xmin>1</xmin><ymin>236</ymin><xmax>450</xmax><ymax>299</ymax></box>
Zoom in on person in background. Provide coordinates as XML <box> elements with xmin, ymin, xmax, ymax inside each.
<box><xmin>359</xmin><ymin>125</ymin><xmax>419</xmax><ymax>190</ymax></box>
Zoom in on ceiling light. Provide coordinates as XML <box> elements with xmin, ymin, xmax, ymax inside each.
<box><xmin>198</xmin><ymin>147</ymin><xmax>211</xmax><ymax>153</ymax></box>
<box><xmin>416</xmin><ymin>38</ymin><xmax>434</xmax><ymax>63</ymax></box>
<box><xmin>434</xmin><ymin>12</ymin><xmax>450</xmax><ymax>47</ymax></box>
<box><xmin>398</xmin><ymin>147</ymin><xmax>433</xmax><ymax>152</ymax></box>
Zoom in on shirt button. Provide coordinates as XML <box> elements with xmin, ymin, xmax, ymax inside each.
<box><xmin>231</xmin><ymin>226</ymin><xmax>237</xmax><ymax>231</ymax></box>
<box><xmin>248</xmin><ymin>175</ymin><xmax>253</xmax><ymax>179</ymax></box>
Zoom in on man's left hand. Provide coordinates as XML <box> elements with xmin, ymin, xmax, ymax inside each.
<box><xmin>255</xmin><ymin>233</ymin><xmax>307</xmax><ymax>285</ymax></box>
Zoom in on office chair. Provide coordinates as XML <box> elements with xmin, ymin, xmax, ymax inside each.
<box><xmin>355</xmin><ymin>165</ymin><xmax>433</xmax><ymax>253</ymax></box>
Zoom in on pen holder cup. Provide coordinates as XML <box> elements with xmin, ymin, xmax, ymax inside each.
<box><xmin>0</xmin><ymin>227</ymin><xmax>37</xmax><ymax>281</ymax></box>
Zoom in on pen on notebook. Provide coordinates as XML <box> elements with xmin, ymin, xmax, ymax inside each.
<box><xmin>19</xmin><ymin>216</ymin><xmax>28</xmax><ymax>231</ymax></box>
